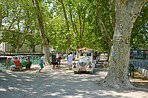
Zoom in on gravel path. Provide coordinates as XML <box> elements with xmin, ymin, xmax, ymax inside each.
<box><xmin>0</xmin><ymin>61</ymin><xmax>148</xmax><ymax>98</ymax></box>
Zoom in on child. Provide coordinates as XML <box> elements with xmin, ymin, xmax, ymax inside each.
<box><xmin>39</xmin><ymin>53</ymin><xmax>45</xmax><ymax>72</ymax></box>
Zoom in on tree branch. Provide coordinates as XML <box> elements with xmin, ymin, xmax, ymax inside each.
<box><xmin>58</xmin><ymin>0</ymin><xmax>69</xmax><ymax>32</ymax></box>
<box><xmin>32</xmin><ymin>0</ymin><xmax>45</xmax><ymax>42</ymax></box>
<box><xmin>78</xmin><ymin>13</ymin><xmax>82</xmax><ymax>37</ymax></box>
<box><xmin>109</xmin><ymin>0</ymin><xmax>115</xmax><ymax>32</ymax></box>
<box><xmin>69</xmin><ymin>8</ymin><xmax>76</xmax><ymax>36</ymax></box>
<box><xmin>82</xmin><ymin>10</ymin><xmax>86</xmax><ymax>35</ymax></box>
<box><xmin>8</xmin><ymin>17</ymin><xmax>17</xmax><ymax>30</ymax></box>
<box><xmin>96</xmin><ymin>0</ymin><xmax>112</xmax><ymax>45</ymax></box>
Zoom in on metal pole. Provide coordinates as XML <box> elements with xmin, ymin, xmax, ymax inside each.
<box><xmin>130</xmin><ymin>64</ymin><xmax>132</xmax><ymax>76</ymax></box>
<box><xmin>4</xmin><ymin>42</ymin><xmax>6</xmax><ymax>56</ymax></box>
<box><xmin>132</xmin><ymin>65</ymin><xmax>134</xmax><ymax>78</ymax></box>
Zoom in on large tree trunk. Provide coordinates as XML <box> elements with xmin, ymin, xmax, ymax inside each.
<box><xmin>32</xmin><ymin>0</ymin><xmax>50</xmax><ymax>64</ymax></box>
<box><xmin>43</xmin><ymin>38</ymin><xmax>50</xmax><ymax>64</ymax></box>
<box><xmin>16</xmin><ymin>46</ymin><xmax>19</xmax><ymax>53</ymax></box>
<box><xmin>32</xmin><ymin>45</ymin><xmax>36</xmax><ymax>52</ymax></box>
<box><xmin>100</xmin><ymin>0</ymin><xmax>147</xmax><ymax>89</ymax></box>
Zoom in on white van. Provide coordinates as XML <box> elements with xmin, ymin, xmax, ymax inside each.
<box><xmin>72</xmin><ymin>48</ymin><xmax>95</xmax><ymax>73</ymax></box>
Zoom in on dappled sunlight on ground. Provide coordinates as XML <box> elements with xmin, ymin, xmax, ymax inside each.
<box><xmin>0</xmin><ymin>62</ymin><xmax>148</xmax><ymax>98</ymax></box>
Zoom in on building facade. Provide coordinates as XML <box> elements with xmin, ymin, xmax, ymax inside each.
<box><xmin>0</xmin><ymin>43</ymin><xmax>42</xmax><ymax>53</ymax></box>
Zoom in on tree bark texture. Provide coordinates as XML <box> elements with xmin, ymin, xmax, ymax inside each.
<box><xmin>78</xmin><ymin>9</ymin><xmax>86</xmax><ymax>48</ymax></box>
<box><xmin>32</xmin><ymin>0</ymin><xmax>50</xmax><ymax>64</ymax></box>
<box><xmin>0</xmin><ymin>9</ymin><xmax>2</xmax><ymax>44</ymax></box>
<box><xmin>0</xmin><ymin>5</ymin><xmax>4</xmax><ymax>29</ymax></box>
<box><xmin>69</xmin><ymin>8</ymin><xmax>76</xmax><ymax>36</ymax></box>
<box><xmin>101</xmin><ymin>0</ymin><xmax>147</xmax><ymax>89</ymax></box>
<box><xmin>109</xmin><ymin>0</ymin><xmax>115</xmax><ymax>32</ymax></box>
<box><xmin>0</xmin><ymin>12</ymin><xmax>2</xmax><ymax>30</ymax></box>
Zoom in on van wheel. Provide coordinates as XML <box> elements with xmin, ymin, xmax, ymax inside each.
<box><xmin>89</xmin><ymin>71</ymin><xmax>93</xmax><ymax>74</ymax></box>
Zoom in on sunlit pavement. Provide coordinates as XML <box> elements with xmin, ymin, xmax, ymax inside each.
<box><xmin>0</xmin><ymin>60</ymin><xmax>148</xmax><ymax>98</ymax></box>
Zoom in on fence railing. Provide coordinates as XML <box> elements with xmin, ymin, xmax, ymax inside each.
<box><xmin>130</xmin><ymin>60</ymin><xmax>148</xmax><ymax>70</ymax></box>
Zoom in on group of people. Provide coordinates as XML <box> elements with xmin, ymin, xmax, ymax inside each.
<box><xmin>10</xmin><ymin>51</ymin><xmax>75</xmax><ymax>72</ymax></box>
<box><xmin>10</xmin><ymin>57</ymin><xmax>32</xmax><ymax>71</ymax></box>
<box><xmin>38</xmin><ymin>51</ymin><xmax>75</xmax><ymax>72</ymax></box>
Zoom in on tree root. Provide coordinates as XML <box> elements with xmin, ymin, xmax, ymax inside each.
<box><xmin>97</xmin><ymin>79</ymin><xmax>136</xmax><ymax>90</ymax></box>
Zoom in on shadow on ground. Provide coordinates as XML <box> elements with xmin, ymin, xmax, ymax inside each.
<box><xmin>0</xmin><ymin>64</ymin><xmax>148</xmax><ymax>98</ymax></box>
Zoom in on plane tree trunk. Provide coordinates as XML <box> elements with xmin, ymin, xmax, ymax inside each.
<box><xmin>100</xmin><ymin>0</ymin><xmax>147</xmax><ymax>89</ymax></box>
<box><xmin>32</xmin><ymin>0</ymin><xmax>50</xmax><ymax>64</ymax></box>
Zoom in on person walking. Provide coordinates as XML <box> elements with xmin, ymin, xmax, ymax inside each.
<box><xmin>67</xmin><ymin>52</ymin><xmax>75</xmax><ymax>70</ymax></box>
<box><xmin>56</xmin><ymin>52</ymin><xmax>61</xmax><ymax>65</ymax></box>
<box><xmin>39</xmin><ymin>53</ymin><xmax>45</xmax><ymax>73</ymax></box>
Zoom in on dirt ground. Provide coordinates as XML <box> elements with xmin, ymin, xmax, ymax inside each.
<box><xmin>130</xmin><ymin>71</ymin><xmax>148</xmax><ymax>87</ymax></box>
<box><xmin>0</xmin><ymin>61</ymin><xmax>148</xmax><ymax>98</ymax></box>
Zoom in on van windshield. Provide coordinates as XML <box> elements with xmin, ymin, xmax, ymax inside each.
<box><xmin>79</xmin><ymin>50</ymin><xmax>92</xmax><ymax>56</ymax></box>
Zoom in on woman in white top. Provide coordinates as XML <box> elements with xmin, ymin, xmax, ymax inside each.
<box><xmin>67</xmin><ymin>52</ymin><xmax>75</xmax><ymax>69</ymax></box>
